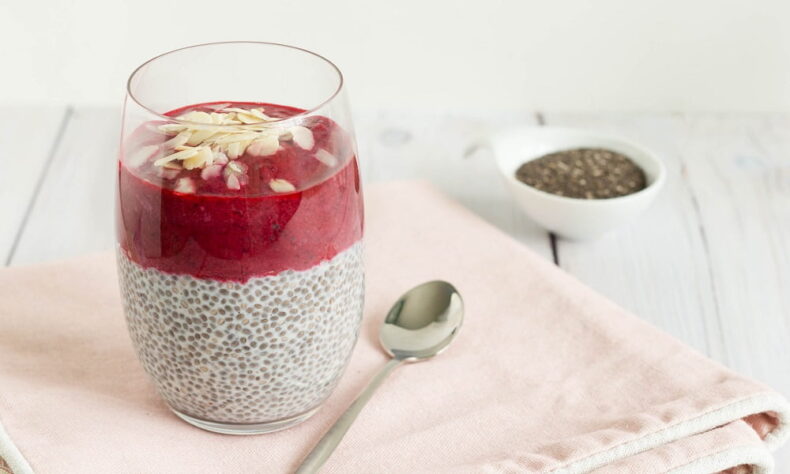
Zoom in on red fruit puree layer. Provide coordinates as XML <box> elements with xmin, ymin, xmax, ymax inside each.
<box><xmin>117</xmin><ymin>102</ymin><xmax>363</xmax><ymax>283</ymax></box>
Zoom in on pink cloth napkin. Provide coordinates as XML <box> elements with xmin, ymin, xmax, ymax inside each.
<box><xmin>0</xmin><ymin>181</ymin><xmax>787</xmax><ymax>474</ymax></box>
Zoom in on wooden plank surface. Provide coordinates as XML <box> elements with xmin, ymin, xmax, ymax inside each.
<box><xmin>0</xmin><ymin>106</ymin><xmax>788</xmax><ymax>468</ymax></box>
<box><xmin>9</xmin><ymin>107</ymin><xmax>119</xmax><ymax>266</ymax></box>
<box><xmin>677</xmin><ymin>115</ymin><xmax>790</xmax><ymax>392</ymax></box>
<box><xmin>0</xmin><ymin>106</ymin><xmax>69</xmax><ymax>264</ymax></box>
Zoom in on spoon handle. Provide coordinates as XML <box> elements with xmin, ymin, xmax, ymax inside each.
<box><xmin>295</xmin><ymin>358</ymin><xmax>404</xmax><ymax>474</ymax></box>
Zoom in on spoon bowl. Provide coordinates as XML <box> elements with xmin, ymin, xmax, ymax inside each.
<box><xmin>381</xmin><ymin>280</ymin><xmax>464</xmax><ymax>360</ymax></box>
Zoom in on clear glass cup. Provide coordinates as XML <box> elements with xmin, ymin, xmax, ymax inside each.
<box><xmin>116</xmin><ymin>42</ymin><xmax>364</xmax><ymax>434</ymax></box>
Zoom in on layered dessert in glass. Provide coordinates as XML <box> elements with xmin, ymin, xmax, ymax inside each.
<box><xmin>116</xmin><ymin>43</ymin><xmax>363</xmax><ymax>434</ymax></box>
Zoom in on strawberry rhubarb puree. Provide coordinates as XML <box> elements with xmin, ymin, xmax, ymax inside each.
<box><xmin>116</xmin><ymin>102</ymin><xmax>363</xmax><ymax>282</ymax></box>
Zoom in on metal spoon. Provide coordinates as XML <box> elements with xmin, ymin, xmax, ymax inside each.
<box><xmin>295</xmin><ymin>280</ymin><xmax>464</xmax><ymax>473</ymax></box>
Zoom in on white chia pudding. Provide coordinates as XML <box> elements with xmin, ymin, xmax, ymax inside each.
<box><xmin>117</xmin><ymin>242</ymin><xmax>364</xmax><ymax>424</ymax></box>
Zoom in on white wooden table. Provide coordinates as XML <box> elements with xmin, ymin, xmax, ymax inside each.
<box><xmin>1</xmin><ymin>106</ymin><xmax>788</xmax><ymax>467</ymax></box>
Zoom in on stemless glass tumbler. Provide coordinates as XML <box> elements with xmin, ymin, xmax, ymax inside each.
<box><xmin>115</xmin><ymin>42</ymin><xmax>364</xmax><ymax>434</ymax></box>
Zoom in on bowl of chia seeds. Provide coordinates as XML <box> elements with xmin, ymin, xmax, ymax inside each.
<box><xmin>489</xmin><ymin>126</ymin><xmax>666</xmax><ymax>240</ymax></box>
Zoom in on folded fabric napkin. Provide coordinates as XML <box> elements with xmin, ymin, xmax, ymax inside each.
<box><xmin>0</xmin><ymin>181</ymin><xmax>787</xmax><ymax>474</ymax></box>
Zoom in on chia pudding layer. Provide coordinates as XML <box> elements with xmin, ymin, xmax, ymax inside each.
<box><xmin>116</xmin><ymin>102</ymin><xmax>364</xmax><ymax>426</ymax></box>
<box><xmin>118</xmin><ymin>242</ymin><xmax>363</xmax><ymax>423</ymax></box>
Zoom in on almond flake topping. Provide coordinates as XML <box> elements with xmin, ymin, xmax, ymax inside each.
<box><xmin>157</xmin><ymin>167</ymin><xmax>181</xmax><ymax>179</ymax></box>
<box><xmin>226</xmin><ymin>174</ymin><xmax>242</xmax><ymax>190</ymax></box>
<box><xmin>314</xmin><ymin>148</ymin><xmax>338</xmax><ymax>167</ymax></box>
<box><xmin>187</xmin><ymin>128</ymin><xmax>219</xmax><ymax>146</ymax></box>
<box><xmin>183</xmin><ymin>147</ymin><xmax>214</xmax><ymax>170</ymax></box>
<box><xmin>201</xmin><ymin>164</ymin><xmax>224</xmax><ymax>180</ymax></box>
<box><xmin>223</xmin><ymin>107</ymin><xmax>274</xmax><ymax>122</ymax></box>
<box><xmin>154</xmin><ymin>147</ymin><xmax>199</xmax><ymax>166</ymax></box>
<box><xmin>223</xmin><ymin>160</ymin><xmax>248</xmax><ymax>190</ymax></box>
<box><xmin>136</xmin><ymin>106</ymin><xmax>329</xmax><ymax>191</ymax></box>
<box><xmin>247</xmin><ymin>135</ymin><xmax>280</xmax><ymax>157</ymax></box>
<box><xmin>211</xmin><ymin>132</ymin><xmax>260</xmax><ymax>144</ymax></box>
<box><xmin>213</xmin><ymin>151</ymin><xmax>229</xmax><ymax>165</ymax></box>
<box><xmin>235</xmin><ymin>112</ymin><xmax>264</xmax><ymax>124</ymax></box>
<box><xmin>158</xmin><ymin>123</ymin><xmax>188</xmax><ymax>134</ymax></box>
<box><xmin>163</xmin><ymin>130</ymin><xmax>191</xmax><ymax>148</ymax></box>
<box><xmin>289</xmin><ymin>126</ymin><xmax>315</xmax><ymax>150</ymax></box>
<box><xmin>269</xmin><ymin>178</ymin><xmax>296</xmax><ymax>193</ymax></box>
<box><xmin>174</xmin><ymin>177</ymin><xmax>196</xmax><ymax>194</ymax></box>
<box><xmin>225</xmin><ymin>141</ymin><xmax>245</xmax><ymax>159</ymax></box>
<box><xmin>227</xmin><ymin>161</ymin><xmax>244</xmax><ymax>174</ymax></box>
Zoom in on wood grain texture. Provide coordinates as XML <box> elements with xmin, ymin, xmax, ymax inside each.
<box><xmin>0</xmin><ymin>106</ymin><xmax>69</xmax><ymax>264</ymax></box>
<box><xmin>9</xmin><ymin>107</ymin><xmax>119</xmax><ymax>266</ymax></box>
<box><xmin>676</xmin><ymin>115</ymin><xmax>790</xmax><ymax>386</ymax></box>
<box><xmin>355</xmin><ymin>109</ymin><xmax>554</xmax><ymax>260</ymax></box>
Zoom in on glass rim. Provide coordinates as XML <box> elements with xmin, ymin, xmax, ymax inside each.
<box><xmin>126</xmin><ymin>41</ymin><xmax>345</xmax><ymax>127</ymax></box>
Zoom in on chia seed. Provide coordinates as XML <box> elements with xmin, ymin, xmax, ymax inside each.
<box><xmin>515</xmin><ymin>148</ymin><xmax>647</xmax><ymax>199</ymax></box>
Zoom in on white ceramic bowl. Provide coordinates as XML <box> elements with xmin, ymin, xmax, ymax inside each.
<box><xmin>490</xmin><ymin>126</ymin><xmax>666</xmax><ymax>240</ymax></box>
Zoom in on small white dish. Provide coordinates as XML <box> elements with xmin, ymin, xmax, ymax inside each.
<box><xmin>489</xmin><ymin>126</ymin><xmax>666</xmax><ymax>240</ymax></box>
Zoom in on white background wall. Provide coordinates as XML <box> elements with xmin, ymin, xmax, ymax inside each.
<box><xmin>2</xmin><ymin>0</ymin><xmax>790</xmax><ymax>112</ymax></box>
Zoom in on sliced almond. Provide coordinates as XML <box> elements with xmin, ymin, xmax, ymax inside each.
<box><xmin>314</xmin><ymin>148</ymin><xmax>338</xmax><ymax>167</ymax></box>
<box><xmin>183</xmin><ymin>147</ymin><xmax>214</xmax><ymax>170</ymax></box>
<box><xmin>227</xmin><ymin>161</ymin><xmax>240</xmax><ymax>173</ymax></box>
<box><xmin>222</xmin><ymin>159</ymin><xmax>248</xmax><ymax>190</ymax></box>
<box><xmin>177</xmin><ymin>110</ymin><xmax>213</xmax><ymax>123</ymax></box>
<box><xmin>157</xmin><ymin>123</ymin><xmax>188</xmax><ymax>135</ymax></box>
<box><xmin>175</xmin><ymin>177</ymin><xmax>196</xmax><ymax>193</ymax></box>
<box><xmin>236</xmin><ymin>112</ymin><xmax>263</xmax><ymax>124</ymax></box>
<box><xmin>187</xmin><ymin>127</ymin><xmax>219</xmax><ymax>146</ymax></box>
<box><xmin>147</xmin><ymin>122</ymin><xmax>173</xmax><ymax>135</ymax></box>
<box><xmin>211</xmin><ymin>132</ymin><xmax>260</xmax><ymax>144</ymax></box>
<box><xmin>201</xmin><ymin>164</ymin><xmax>224</xmax><ymax>180</ymax></box>
<box><xmin>205</xmin><ymin>103</ymin><xmax>232</xmax><ymax>111</ymax></box>
<box><xmin>226</xmin><ymin>173</ymin><xmax>241</xmax><ymax>190</ymax></box>
<box><xmin>191</xmin><ymin>156</ymin><xmax>211</xmax><ymax>169</ymax></box>
<box><xmin>126</xmin><ymin>144</ymin><xmax>159</xmax><ymax>168</ymax></box>
<box><xmin>269</xmin><ymin>178</ymin><xmax>296</xmax><ymax>193</ymax></box>
<box><xmin>209</xmin><ymin>112</ymin><xmax>241</xmax><ymax>125</ymax></box>
<box><xmin>223</xmin><ymin>107</ymin><xmax>261</xmax><ymax>115</ymax></box>
<box><xmin>246</xmin><ymin>108</ymin><xmax>274</xmax><ymax>121</ymax></box>
<box><xmin>163</xmin><ymin>130</ymin><xmax>192</xmax><ymax>149</ymax></box>
<box><xmin>213</xmin><ymin>150</ymin><xmax>229</xmax><ymax>165</ymax></box>
<box><xmin>157</xmin><ymin>167</ymin><xmax>181</xmax><ymax>180</ymax></box>
<box><xmin>247</xmin><ymin>135</ymin><xmax>280</xmax><ymax>157</ymax></box>
<box><xmin>226</xmin><ymin>141</ymin><xmax>250</xmax><ymax>159</ymax></box>
<box><xmin>154</xmin><ymin>148</ymin><xmax>199</xmax><ymax>167</ymax></box>
<box><xmin>225</xmin><ymin>107</ymin><xmax>274</xmax><ymax>122</ymax></box>
<box><xmin>290</xmin><ymin>126</ymin><xmax>314</xmax><ymax>150</ymax></box>
<box><xmin>246</xmin><ymin>123</ymin><xmax>275</xmax><ymax>132</ymax></box>
<box><xmin>163</xmin><ymin>161</ymin><xmax>183</xmax><ymax>170</ymax></box>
